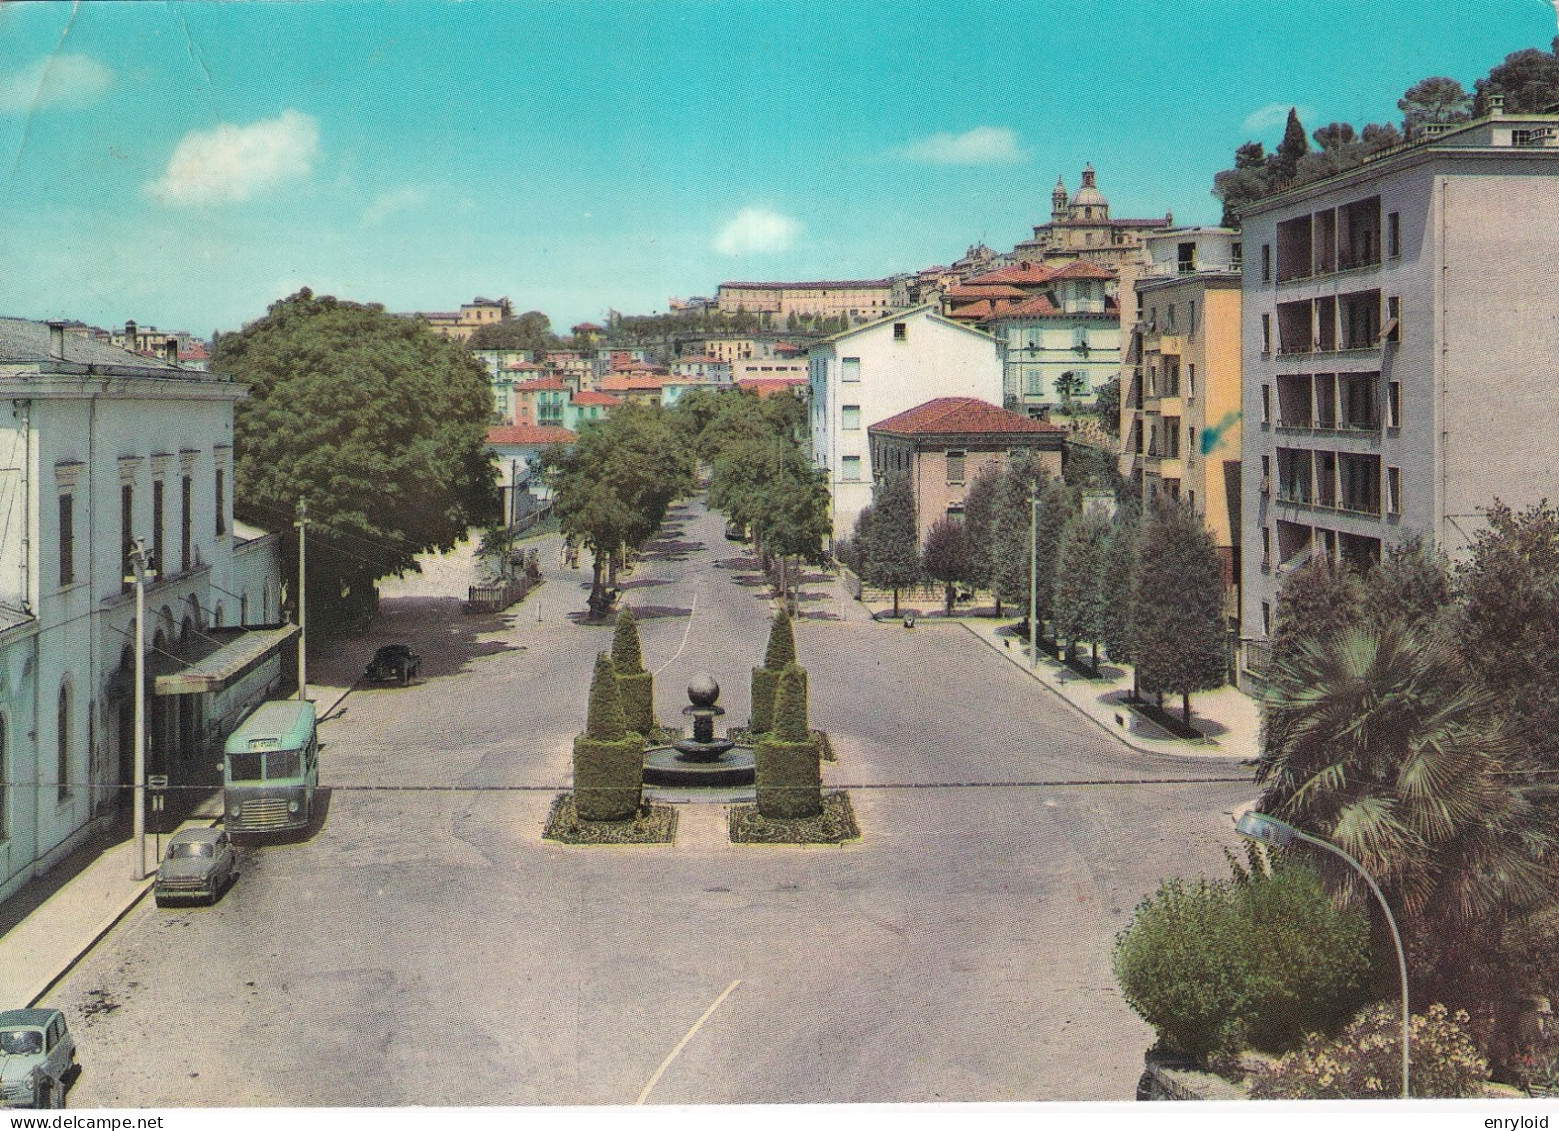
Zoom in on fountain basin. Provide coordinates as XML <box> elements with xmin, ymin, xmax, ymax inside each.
<box><xmin>643</xmin><ymin>743</ymin><xmax>755</xmax><ymax>787</ymax></box>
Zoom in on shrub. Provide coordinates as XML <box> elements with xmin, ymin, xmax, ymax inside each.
<box><xmin>575</xmin><ymin>651</ymin><xmax>643</xmax><ymax>820</ymax></box>
<box><xmin>763</xmin><ymin>609</ymin><xmax>796</xmax><ymax>669</ymax></box>
<box><xmin>1248</xmin><ymin>1003</ymin><xmax>1489</xmax><ymax>1099</ymax></box>
<box><xmin>612</xmin><ymin>605</ymin><xmax>645</xmax><ymax>673</ymax></box>
<box><xmin>617</xmin><ymin>671</ymin><xmax>655</xmax><ymax>736</ymax></box>
<box><xmin>755</xmin><ymin>665</ymin><xmax>820</xmax><ymax>820</ymax></box>
<box><xmin>750</xmin><ymin>666</ymin><xmax>780</xmax><ymax>734</ymax></box>
<box><xmin>1113</xmin><ymin>851</ymin><xmax>1373</xmax><ymax>1060</ymax></box>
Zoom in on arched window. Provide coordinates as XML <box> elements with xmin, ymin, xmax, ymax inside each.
<box><xmin>57</xmin><ymin>683</ymin><xmax>71</xmax><ymax>804</ymax></box>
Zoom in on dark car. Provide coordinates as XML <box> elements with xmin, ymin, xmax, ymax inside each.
<box><xmin>154</xmin><ymin>828</ymin><xmax>236</xmax><ymax>907</ymax></box>
<box><xmin>365</xmin><ymin>644</ymin><xmax>420</xmax><ymax>685</ymax></box>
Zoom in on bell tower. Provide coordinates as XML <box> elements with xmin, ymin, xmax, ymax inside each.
<box><xmin>1051</xmin><ymin>176</ymin><xmax>1068</xmax><ymax>222</ymax></box>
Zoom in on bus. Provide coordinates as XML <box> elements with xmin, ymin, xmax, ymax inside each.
<box><xmin>222</xmin><ymin>700</ymin><xmax>318</xmax><ymax>835</ymax></box>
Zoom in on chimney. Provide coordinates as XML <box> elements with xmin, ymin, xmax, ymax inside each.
<box><xmin>124</xmin><ymin>320</ymin><xmax>137</xmax><ymax>350</ymax></box>
<box><xmin>164</xmin><ymin>338</ymin><xmax>180</xmax><ymax>365</ymax></box>
<box><xmin>47</xmin><ymin>320</ymin><xmax>66</xmax><ymax>360</ymax></box>
<box><xmin>1489</xmin><ymin>92</ymin><xmax>1505</xmax><ymax>118</ymax></box>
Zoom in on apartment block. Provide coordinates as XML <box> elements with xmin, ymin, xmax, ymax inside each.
<box><xmin>1239</xmin><ymin>107</ymin><xmax>1559</xmax><ymax>681</ymax></box>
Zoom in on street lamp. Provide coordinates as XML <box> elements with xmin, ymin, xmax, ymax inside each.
<box><xmin>125</xmin><ymin>539</ymin><xmax>155</xmax><ymax>881</ymax></box>
<box><xmin>1029</xmin><ymin>481</ymin><xmax>1039</xmax><ymax>670</ymax></box>
<box><xmin>1235</xmin><ymin>810</ymin><xmax>1410</xmax><ymax>1098</ymax></box>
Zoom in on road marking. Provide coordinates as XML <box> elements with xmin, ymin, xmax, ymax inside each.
<box><xmin>636</xmin><ymin>977</ymin><xmax>740</xmax><ymax>1104</ymax></box>
<box><xmin>653</xmin><ymin>589</ymin><xmax>698</xmax><ymax>678</ymax></box>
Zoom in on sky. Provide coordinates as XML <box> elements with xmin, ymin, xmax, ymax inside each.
<box><xmin>0</xmin><ymin>0</ymin><xmax>1554</xmax><ymax>338</ymax></box>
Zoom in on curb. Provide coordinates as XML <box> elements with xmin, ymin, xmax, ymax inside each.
<box><xmin>957</xmin><ymin>622</ymin><xmax>1249</xmax><ymax>764</ymax></box>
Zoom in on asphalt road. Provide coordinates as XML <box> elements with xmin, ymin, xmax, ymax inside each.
<box><xmin>47</xmin><ymin>499</ymin><xmax>1254</xmax><ymax>1106</ymax></box>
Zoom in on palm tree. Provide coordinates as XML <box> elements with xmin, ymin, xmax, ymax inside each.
<box><xmin>1256</xmin><ymin>623</ymin><xmax>1553</xmax><ymax>1007</ymax></box>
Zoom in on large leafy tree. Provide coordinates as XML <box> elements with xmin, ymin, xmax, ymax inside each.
<box><xmin>544</xmin><ymin>403</ymin><xmax>692</xmax><ymax>615</ymax></box>
<box><xmin>1474</xmin><ymin>40</ymin><xmax>1559</xmax><ymax>115</ymax></box>
<box><xmin>855</xmin><ymin>472</ymin><xmax>920</xmax><ymax>616</ymax></box>
<box><xmin>960</xmin><ymin>464</ymin><xmax>1002</xmax><ymax>612</ymax></box>
<box><xmin>466</xmin><ymin>309</ymin><xmax>562</xmax><ymax>353</ymax></box>
<box><xmin>1052</xmin><ymin>510</ymin><xmax>1112</xmax><ymax>669</ymax></box>
<box><xmin>1398</xmin><ymin>76</ymin><xmax>1473</xmax><ymax>134</ymax></box>
<box><xmin>1257</xmin><ymin>623</ymin><xmax>1554</xmax><ymax>1014</ymax></box>
<box><xmin>1130</xmin><ymin>497</ymin><xmax>1227</xmax><ymax>721</ymax></box>
<box><xmin>214</xmin><ymin>289</ymin><xmax>499</xmax><ymax>629</ymax></box>
<box><xmin>921</xmin><ymin>517</ymin><xmax>972</xmax><ymax>616</ymax></box>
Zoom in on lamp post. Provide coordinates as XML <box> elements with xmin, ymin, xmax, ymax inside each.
<box><xmin>1236</xmin><ymin>810</ymin><xmax>1410</xmax><ymax>1098</ymax></box>
<box><xmin>1029</xmin><ymin>481</ymin><xmax>1039</xmax><ymax>669</ymax></box>
<box><xmin>295</xmin><ymin>498</ymin><xmax>307</xmax><ymax>701</ymax></box>
<box><xmin>126</xmin><ymin>539</ymin><xmax>154</xmax><ymax>881</ymax></box>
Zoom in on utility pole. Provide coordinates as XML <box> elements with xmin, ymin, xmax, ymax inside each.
<box><xmin>127</xmin><ymin>539</ymin><xmax>153</xmax><ymax>880</ymax></box>
<box><xmin>296</xmin><ymin>498</ymin><xmax>308</xmax><ymax>701</ymax></box>
<box><xmin>1029</xmin><ymin>482</ymin><xmax>1039</xmax><ymax>670</ymax></box>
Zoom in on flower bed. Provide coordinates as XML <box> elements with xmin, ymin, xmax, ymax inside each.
<box><xmin>729</xmin><ymin>790</ymin><xmax>858</xmax><ymax>845</ymax></box>
<box><xmin>543</xmin><ymin>793</ymin><xmax>677</xmax><ymax>845</ymax></box>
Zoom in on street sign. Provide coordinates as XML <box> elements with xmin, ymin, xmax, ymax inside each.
<box><xmin>147</xmin><ymin>774</ymin><xmax>169</xmax><ymax>790</ymax></box>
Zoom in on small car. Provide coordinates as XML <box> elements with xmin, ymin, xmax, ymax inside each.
<box><xmin>365</xmin><ymin>643</ymin><xmax>420</xmax><ymax>685</ymax></box>
<box><xmin>154</xmin><ymin>827</ymin><xmax>236</xmax><ymax>907</ymax></box>
<box><xmin>0</xmin><ymin>1009</ymin><xmax>75</xmax><ymax>1108</ymax></box>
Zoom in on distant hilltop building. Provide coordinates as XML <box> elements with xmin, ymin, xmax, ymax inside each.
<box><xmin>400</xmin><ymin>297</ymin><xmax>512</xmax><ymax>342</ymax></box>
<box><xmin>717</xmin><ymin>279</ymin><xmax>898</xmax><ymax>323</ymax></box>
<box><xmin>1013</xmin><ymin>164</ymin><xmax>1172</xmax><ymax>275</ymax></box>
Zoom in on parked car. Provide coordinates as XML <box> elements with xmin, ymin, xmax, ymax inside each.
<box><xmin>365</xmin><ymin>643</ymin><xmax>420</xmax><ymax>685</ymax></box>
<box><xmin>154</xmin><ymin>827</ymin><xmax>236</xmax><ymax>907</ymax></box>
<box><xmin>0</xmin><ymin>1009</ymin><xmax>75</xmax><ymax>1109</ymax></box>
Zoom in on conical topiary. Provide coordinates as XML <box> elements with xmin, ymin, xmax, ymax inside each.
<box><xmin>575</xmin><ymin>651</ymin><xmax>643</xmax><ymax>820</ymax></box>
<box><xmin>763</xmin><ymin>609</ymin><xmax>796</xmax><ymax>670</ymax></box>
<box><xmin>612</xmin><ymin>606</ymin><xmax>644</xmax><ymax>674</ymax></box>
<box><xmin>585</xmin><ymin>651</ymin><xmax>627</xmax><ymax>741</ymax></box>
<box><xmin>774</xmin><ymin>662</ymin><xmax>809</xmax><ymax>742</ymax></box>
<box><xmin>755</xmin><ymin>660</ymin><xmax>820</xmax><ymax>820</ymax></box>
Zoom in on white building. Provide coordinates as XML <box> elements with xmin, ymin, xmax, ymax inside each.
<box><xmin>807</xmin><ymin>306</ymin><xmax>1003</xmax><ymax>539</ymax></box>
<box><xmin>0</xmin><ymin>320</ymin><xmax>293</xmax><ymax>904</ymax></box>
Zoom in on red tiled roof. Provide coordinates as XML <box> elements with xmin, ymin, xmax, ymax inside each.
<box><xmin>1050</xmin><ymin>260</ymin><xmax>1116</xmax><ymax>280</ymax></box>
<box><xmin>504</xmin><ymin>360</ymin><xmax>543</xmax><ymax>371</ymax></box>
<box><xmin>869</xmin><ymin>397</ymin><xmax>1065</xmax><ymax>436</ymax></box>
<box><xmin>572</xmin><ymin>322</ymin><xmax>604</xmax><ymax>332</ymax></box>
<box><xmin>736</xmin><ymin>377</ymin><xmax>807</xmax><ymax>398</ymax></box>
<box><xmin>944</xmin><ymin>283</ymin><xmax>1029</xmax><ymax>300</ymax></box>
<box><xmin>966</xmin><ymin>262</ymin><xmax>1057</xmax><ymax>286</ymax></box>
<box><xmin>947</xmin><ymin>300</ymin><xmax>1007</xmax><ymax>320</ymax></box>
<box><xmin>487</xmin><ymin>425</ymin><xmax>577</xmax><ymax>445</ymax></box>
<box><xmin>572</xmin><ymin>390</ymin><xmax>621</xmax><ymax>406</ymax></box>
<box><xmin>984</xmin><ymin>295</ymin><xmax>1059</xmax><ymax>319</ymax></box>
<box><xmin>514</xmin><ymin>377</ymin><xmax>570</xmax><ymax>391</ymax></box>
<box><xmin>599</xmin><ymin>374</ymin><xmax>667</xmax><ymax>392</ymax></box>
<box><xmin>772</xmin><ymin>342</ymin><xmax>805</xmax><ymax>355</ymax></box>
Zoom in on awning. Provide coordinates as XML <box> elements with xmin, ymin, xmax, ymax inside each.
<box><xmin>154</xmin><ymin>624</ymin><xmax>298</xmax><ymax>696</ymax></box>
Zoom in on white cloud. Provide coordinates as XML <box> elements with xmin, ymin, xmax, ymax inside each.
<box><xmin>361</xmin><ymin>186</ymin><xmax>428</xmax><ymax>227</ymax></box>
<box><xmin>147</xmin><ymin>109</ymin><xmax>320</xmax><ymax>206</ymax></box>
<box><xmin>714</xmin><ymin>207</ymin><xmax>801</xmax><ymax>256</ymax></box>
<box><xmin>1241</xmin><ymin>103</ymin><xmax>1316</xmax><ymax>136</ymax></box>
<box><xmin>897</xmin><ymin>126</ymin><xmax>1026</xmax><ymax>166</ymax></box>
<box><xmin>0</xmin><ymin>54</ymin><xmax>113</xmax><ymax>114</ymax></box>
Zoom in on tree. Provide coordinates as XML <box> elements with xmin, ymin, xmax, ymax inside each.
<box><xmin>1398</xmin><ymin>76</ymin><xmax>1473</xmax><ymax>135</ymax></box>
<box><xmin>1257</xmin><ymin>623</ymin><xmax>1553</xmax><ymax>1014</ymax></box>
<box><xmin>1052</xmin><ymin>510</ymin><xmax>1111</xmax><ymax>669</ymax></box>
<box><xmin>1312</xmin><ymin>121</ymin><xmax>1357</xmax><ymax>150</ymax></box>
<box><xmin>466</xmin><ymin>309</ymin><xmax>561</xmax><ymax>353</ymax></box>
<box><xmin>1093</xmin><ymin>377</ymin><xmax>1121</xmax><ymax>438</ymax></box>
<box><xmin>1455</xmin><ymin>500</ymin><xmax>1559</xmax><ymax>770</ymax></box>
<box><xmin>855</xmin><ymin>472</ymin><xmax>920</xmax><ymax>616</ymax></box>
<box><xmin>1361</xmin><ymin>535</ymin><xmax>1454</xmax><ymax>637</ymax></box>
<box><xmin>214</xmin><ymin>289</ymin><xmax>499</xmax><ymax>630</ymax></box>
<box><xmin>921</xmin><ymin>517</ymin><xmax>972</xmax><ymax>616</ymax></box>
<box><xmin>1099</xmin><ymin>508</ymin><xmax>1139</xmax><ymax>666</ymax></box>
<box><xmin>1053</xmin><ymin>371</ymin><xmax>1083</xmax><ymax>414</ymax></box>
<box><xmin>989</xmin><ymin>454</ymin><xmax>1046</xmax><ymax>619</ymax></box>
<box><xmin>1270</xmin><ymin>557</ymin><xmax>1364</xmax><ymax>671</ymax></box>
<box><xmin>960</xmin><ymin>464</ymin><xmax>1002</xmax><ymax>612</ymax></box>
<box><xmin>1475</xmin><ymin>40</ymin><xmax>1559</xmax><ymax>115</ymax></box>
<box><xmin>544</xmin><ymin>403</ymin><xmax>693</xmax><ymax>616</ymax></box>
<box><xmin>1274</xmin><ymin>108</ymin><xmax>1310</xmax><ymax>180</ymax></box>
<box><xmin>1031</xmin><ymin>479</ymin><xmax>1077</xmax><ymax>636</ymax></box>
<box><xmin>1130</xmin><ymin>498</ymin><xmax>1227</xmax><ymax>721</ymax></box>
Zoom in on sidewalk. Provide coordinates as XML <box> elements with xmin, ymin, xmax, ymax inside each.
<box><xmin>801</xmin><ymin>566</ymin><xmax>1259</xmax><ymax>761</ymax></box>
<box><xmin>0</xmin><ymin>682</ymin><xmax>353</xmax><ymax>1011</ymax></box>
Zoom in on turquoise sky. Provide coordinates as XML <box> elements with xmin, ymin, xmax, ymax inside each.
<box><xmin>0</xmin><ymin>1</ymin><xmax>1550</xmax><ymax>336</ymax></box>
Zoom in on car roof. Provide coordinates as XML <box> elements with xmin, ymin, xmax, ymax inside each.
<box><xmin>0</xmin><ymin>1009</ymin><xmax>56</xmax><ymax>1028</ymax></box>
<box><xmin>169</xmin><ymin>827</ymin><xmax>224</xmax><ymax>844</ymax></box>
<box><xmin>225</xmin><ymin>700</ymin><xmax>315</xmax><ymax>752</ymax></box>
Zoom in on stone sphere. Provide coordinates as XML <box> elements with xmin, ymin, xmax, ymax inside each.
<box><xmin>687</xmin><ymin>673</ymin><xmax>720</xmax><ymax>707</ymax></box>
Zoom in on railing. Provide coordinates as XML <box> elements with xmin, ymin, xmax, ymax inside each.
<box><xmin>466</xmin><ymin>574</ymin><xmax>534</xmax><ymax>614</ymax></box>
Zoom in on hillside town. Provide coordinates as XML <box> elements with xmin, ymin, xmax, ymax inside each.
<box><xmin>4</xmin><ymin>11</ymin><xmax>1559</xmax><ymax>1115</ymax></box>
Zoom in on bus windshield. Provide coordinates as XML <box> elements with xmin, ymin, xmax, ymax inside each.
<box><xmin>227</xmin><ymin>749</ymin><xmax>304</xmax><ymax>782</ymax></box>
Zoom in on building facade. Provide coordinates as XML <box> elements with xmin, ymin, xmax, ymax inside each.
<box><xmin>718</xmin><ymin>280</ymin><xmax>898</xmax><ymax>322</ymax></box>
<box><xmin>0</xmin><ymin>321</ymin><xmax>291</xmax><ymax>904</ymax></box>
<box><xmin>1012</xmin><ymin>165</ymin><xmax>1172</xmax><ymax>273</ymax></box>
<box><xmin>808</xmin><ymin>306</ymin><xmax>1003</xmax><ymax>539</ymax></box>
<box><xmin>1238</xmin><ymin>109</ymin><xmax>1559</xmax><ymax>681</ymax></box>
<box><xmin>868</xmin><ymin>398</ymin><xmax>1065</xmax><ymax>546</ymax></box>
<box><xmin>1124</xmin><ymin>229</ymin><xmax>1244</xmax><ymax>605</ymax></box>
<box><xmin>979</xmin><ymin>261</ymin><xmax>1122</xmax><ymax>416</ymax></box>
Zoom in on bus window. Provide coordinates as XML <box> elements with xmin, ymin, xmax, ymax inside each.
<box><xmin>228</xmin><ymin>752</ymin><xmax>263</xmax><ymax>782</ymax></box>
<box><xmin>269</xmin><ymin>750</ymin><xmax>301</xmax><ymax>778</ymax></box>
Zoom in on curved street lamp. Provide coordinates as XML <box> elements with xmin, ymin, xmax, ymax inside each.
<box><xmin>1235</xmin><ymin>810</ymin><xmax>1410</xmax><ymax>1098</ymax></box>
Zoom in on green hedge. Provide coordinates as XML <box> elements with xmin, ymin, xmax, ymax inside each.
<box><xmin>572</xmin><ymin>732</ymin><xmax>645</xmax><ymax>821</ymax></box>
<box><xmin>755</xmin><ymin>736</ymin><xmax>821</xmax><ymax>820</ymax></box>
<box><xmin>617</xmin><ymin>671</ymin><xmax>655</xmax><ymax>736</ymax></box>
<box><xmin>750</xmin><ymin>666</ymin><xmax>806</xmax><ymax>735</ymax></box>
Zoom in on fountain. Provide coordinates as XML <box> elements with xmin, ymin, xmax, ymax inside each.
<box><xmin>642</xmin><ymin>673</ymin><xmax>756</xmax><ymax>788</ymax></box>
